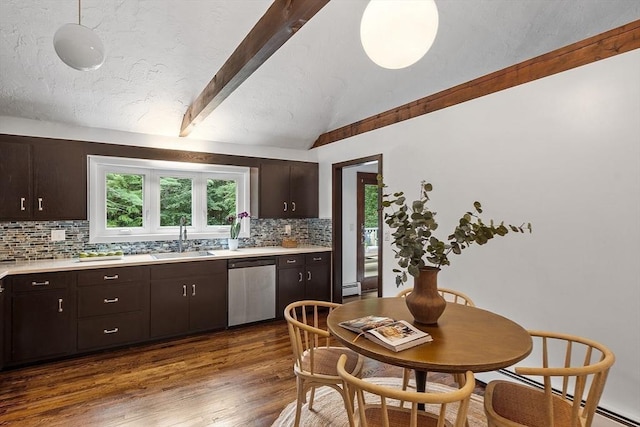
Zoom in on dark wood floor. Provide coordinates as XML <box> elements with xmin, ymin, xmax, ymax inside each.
<box><xmin>0</xmin><ymin>314</ymin><xmax>483</xmax><ymax>426</ymax></box>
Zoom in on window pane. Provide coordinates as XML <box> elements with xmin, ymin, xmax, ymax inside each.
<box><xmin>207</xmin><ymin>179</ymin><xmax>237</xmax><ymax>225</ymax></box>
<box><xmin>106</xmin><ymin>173</ymin><xmax>144</xmax><ymax>228</ymax></box>
<box><xmin>160</xmin><ymin>177</ymin><xmax>192</xmax><ymax>226</ymax></box>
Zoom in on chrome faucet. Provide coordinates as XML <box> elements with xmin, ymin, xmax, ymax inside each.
<box><xmin>178</xmin><ymin>216</ymin><xmax>187</xmax><ymax>253</ymax></box>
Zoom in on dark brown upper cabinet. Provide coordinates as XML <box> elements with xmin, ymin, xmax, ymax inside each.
<box><xmin>0</xmin><ymin>137</ymin><xmax>87</xmax><ymax>221</ymax></box>
<box><xmin>259</xmin><ymin>162</ymin><xmax>318</xmax><ymax>219</ymax></box>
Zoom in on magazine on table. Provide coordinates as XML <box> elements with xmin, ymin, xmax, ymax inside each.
<box><xmin>339</xmin><ymin>316</ymin><xmax>433</xmax><ymax>352</ymax></box>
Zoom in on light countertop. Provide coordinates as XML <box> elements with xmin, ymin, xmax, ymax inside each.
<box><xmin>0</xmin><ymin>246</ymin><xmax>331</xmax><ymax>279</ymax></box>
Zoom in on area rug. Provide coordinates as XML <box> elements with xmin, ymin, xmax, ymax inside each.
<box><xmin>271</xmin><ymin>377</ymin><xmax>487</xmax><ymax>426</ymax></box>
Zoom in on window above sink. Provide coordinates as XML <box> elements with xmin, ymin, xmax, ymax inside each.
<box><xmin>88</xmin><ymin>156</ymin><xmax>250</xmax><ymax>243</ymax></box>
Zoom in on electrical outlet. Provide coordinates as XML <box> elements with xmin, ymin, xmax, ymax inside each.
<box><xmin>284</xmin><ymin>225</ymin><xmax>291</xmax><ymax>235</ymax></box>
<box><xmin>51</xmin><ymin>229</ymin><xmax>65</xmax><ymax>241</ymax></box>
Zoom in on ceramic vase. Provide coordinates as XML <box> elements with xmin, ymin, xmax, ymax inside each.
<box><xmin>228</xmin><ymin>238</ymin><xmax>239</xmax><ymax>251</ymax></box>
<box><xmin>405</xmin><ymin>266</ymin><xmax>446</xmax><ymax>324</ymax></box>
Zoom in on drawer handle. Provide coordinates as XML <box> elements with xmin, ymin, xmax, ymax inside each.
<box><xmin>103</xmin><ymin>328</ymin><xmax>119</xmax><ymax>334</ymax></box>
<box><xmin>291</xmin><ymin>201</ymin><xmax>296</xmax><ymax>212</ymax></box>
<box><xmin>58</xmin><ymin>298</ymin><xmax>63</xmax><ymax>312</ymax></box>
<box><xmin>313</xmin><ymin>257</ymin><xmax>322</xmax><ymax>261</ymax></box>
<box><xmin>286</xmin><ymin>259</ymin><xmax>297</xmax><ymax>264</ymax></box>
<box><xmin>31</xmin><ymin>280</ymin><xmax>50</xmax><ymax>286</ymax></box>
<box><xmin>104</xmin><ymin>297</ymin><xmax>119</xmax><ymax>304</ymax></box>
<box><xmin>283</xmin><ymin>201</ymin><xmax>288</xmax><ymax>212</ymax></box>
<box><xmin>38</xmin><ymin>197</ymin><xmax>43</xmax><ymax>211</ymax></box>
<box><xmin>182</xmin><ymin>284</ymin><xmax>187</xmax><ymax>297</ymax></box>
<box><xmin>307</xmin><ymin>271</ymin><xmax>312</xmax><ymax>281</ymax></box>
<box><xmin>103</xmin><ymin>274</ymin><xmax>119</xmax><ymax>280</ymax></box>
<box><xmin>192</xmin><ymin>284</ymin><xmax>196</xmax><ymax>296</ymax></box>
<box><xmin>298</xmin><ymin>272</ymin><xmax>303</xmax><ymax>283</ymax></box>
<box><xmin>20</xmin><ymin>197</ymin><xmax>26</xmax><ymax>211</ymax></box>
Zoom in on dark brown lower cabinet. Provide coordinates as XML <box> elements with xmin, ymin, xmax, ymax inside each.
<box><xmin>8</xmin><ymin>272</ymin><xmax>75</xmax><ymax>364</ymax></box>
<box><xmin>150</xmin><ymin>261</ymin><xmax>227</xmax><ymax>339</ymax></box>
<box><xmin>277</xmin><ymin>252</ymin><xmax>331</xmax><ymax>317</ymax></box>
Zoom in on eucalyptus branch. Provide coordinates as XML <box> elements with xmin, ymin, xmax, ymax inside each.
<box><xmin>379</xmin><ymin>176</ymin><xmax>532</xmax><ymax>286</ymax></box>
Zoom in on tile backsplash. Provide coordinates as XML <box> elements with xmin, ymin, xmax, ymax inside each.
<box><xmin>0</xmin><ymin>218</ymin><xmax>332</xmax><ymax>262</ymax></box>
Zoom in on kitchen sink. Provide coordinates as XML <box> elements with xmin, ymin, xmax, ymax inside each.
<box><xmin>151</xmin><ymin>251</ymin><xmax>216</xmax><ymax>260</ymax></box>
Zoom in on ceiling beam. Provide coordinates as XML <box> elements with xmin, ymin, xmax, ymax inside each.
<box><xmin>180</xmin><ymin>0</ymin><xmax>330</xmax><ymax>137</ymax></box>
<box><xmin>312</xmin><ymin>19</ymin><xmax>640</xmax><ymax>149</ymax></box>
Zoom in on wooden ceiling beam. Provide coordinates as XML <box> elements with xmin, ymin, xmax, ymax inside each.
<box><xmin>180</xmin><ymin>0</ymin><xmax>330</xmax><ymax>137</ymax></box>
<box><xmin>311</xmin><ymin>19</ymin><xmax>640</xmax><ymax>149</ymax></box>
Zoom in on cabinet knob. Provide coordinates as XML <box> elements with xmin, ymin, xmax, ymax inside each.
<box><xmin>291</xmin><ymin>201</ymin><xmax>296</xmax><ymax>212</ymax></box>
<box><xmin>307</xmin><ymin>271</ymin><xmax>312</xmax><ymax>281</ymax></box>
<box><xmin>192</xmin><ymin>284</ymin><xmax>196</xmax><ymax>296</ymax></box>
<box><xmin>283</xmin><ymin>201</ymin><xmax>288</xmax><ymax>212</ymax></box>
<box><xmin>298</xmin><ymin>272</ymin><xmax>303</xmax><ymax>283</ymax></box>
<box><xmin>182</xmin><ymin>284</ymin><xmax>187</xmax><ymax>297</ymax></box>
<box><xmin>58</xmin><ymin>298</ymin><xmax>63</xmax><ymax>313</ymax></box>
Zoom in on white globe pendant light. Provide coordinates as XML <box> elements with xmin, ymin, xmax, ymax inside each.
<box><xmin>360</xmin><ymin>0</ymin><xmax>439</xmax><ymax>70</ymax></box>
<box><xmin>54</xmin><ymin>0</ymin><xmax>105</xmax><ymax>71</ymax></box>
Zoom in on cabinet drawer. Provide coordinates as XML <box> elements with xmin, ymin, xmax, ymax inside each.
<box><xmin>278</xmin><ymin>255</ymin><xmax>304</xmax><ymax>268</ymax></box>
<box><xmin>305</xmin><ymin>252</ymin><xmax>330</xmax><ymax>265</ymax></box>
<box><xmin>150</xmin><ymin>259</ymin><xmax>226</xmax><ymax>279</ymax></box>
<box><xmin>77</xmin><ymin>266</ymin><xmax>148</xmax><ymax>286</ymax></box>
<box><xmin>10</xmin><ymin>272</ymin><xmax>72</xmax><ymax>293</ymax></box>
<box><xmin>77</xmin><ymin>312</ymin><xmax>146</xmax><ymax>350</ymax></box>
<box><xmin>78</xmin><ymin>283</ymin><xmax>145</xmax><ymax>317</ymax></box>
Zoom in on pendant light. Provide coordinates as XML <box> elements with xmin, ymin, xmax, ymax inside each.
<box><xmin>54</xmin><ymin>0</ymin><xmax>105</xmax><ymax>71</ymax></box>
<box><xmin>360</xmin><ymin>0</ymin><xmax>439</xmax><ymax>70</ymax></box>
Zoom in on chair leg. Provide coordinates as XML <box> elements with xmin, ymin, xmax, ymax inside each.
<box><xmin>308</xmin><ymin>385</ymin><xmax>316</xmax><ymax>411</ymax></box>
<box><xmin>341</xmin><ymin>382</ymin><xmax>357</xmax><ymax>427</ymax></box>
<box><xmin>294</xmin><ymin>377</ymin><xmax>305</xmax><ymax>427</ymax></box>
<box><xmin>402</xmin><ymin>368</ymin><xmax>410</xmax><ymax>390</ymax></box>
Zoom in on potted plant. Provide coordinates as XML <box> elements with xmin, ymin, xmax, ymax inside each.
<box><xmin>380</xmin><ymin>178</ymin><xmax>531</xmax><ymax>323</ymax></box>
<box><xmin>227</xmin><ymin>211</ymin><xmax>250</xmax><ymax>250</ymax></box>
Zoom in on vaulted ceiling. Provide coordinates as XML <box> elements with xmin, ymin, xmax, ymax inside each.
<box><xmin>1</xmin><ymin>1</ymin><xmax>638</xmax><ymax>151</ymax></box>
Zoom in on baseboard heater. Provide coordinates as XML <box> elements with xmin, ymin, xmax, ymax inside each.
<box><xmin>342</xmin><ymin>281</ymin><xmax>361</xmax><ymax>297</ymax></box>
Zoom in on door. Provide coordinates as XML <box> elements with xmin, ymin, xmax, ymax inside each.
<box><xmin>149</xmin><ymin>279</ymin><xmax>190</xmax><ymax>337</ymax></box>
<box><xmin>0</xmin><ymin>141</ymin><xmax>32</xmax><ymax>220</ymax></box>
<box><xmin>356</xmin><ymin>172</ymin><xmax>380</xmax><ymax>293</ymax></box>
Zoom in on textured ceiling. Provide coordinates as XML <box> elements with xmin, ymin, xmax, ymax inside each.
<box><xmin>1</xmin><ymin>1</ymin><xmax>638</xmax><ymax>150</ymax></box>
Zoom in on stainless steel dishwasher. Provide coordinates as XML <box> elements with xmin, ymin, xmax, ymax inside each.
<box><xmin>228</xmin><ymin>258</ymin><xmax>276</xmax><ymax>327</ymax></box>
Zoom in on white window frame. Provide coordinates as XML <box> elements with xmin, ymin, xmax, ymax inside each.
<box><xmin>88</xmin><ymin>155</ymin><xmax>250</xmax><ymax>243</ymax></box>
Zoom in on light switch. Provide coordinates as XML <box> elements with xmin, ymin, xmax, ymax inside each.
<box><xmin>51</xmin><ymin>229</ymin><xmax>65</xmax><ymax>241</ymax></box>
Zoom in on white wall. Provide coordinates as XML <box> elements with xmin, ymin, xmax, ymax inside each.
<box><xmin>315</xmin><ymin>50</ymin><xmax>640</xmax><ymax>421</ymax></box>
<box><xmin>342</xmin><ymin>163</ymin><xmax>378</xmax><ymax>285</ymax></box>
<box><xmin>0</xmin><ymin>116</ymin><xmax>316</xmax><ymax>162</ymax></box>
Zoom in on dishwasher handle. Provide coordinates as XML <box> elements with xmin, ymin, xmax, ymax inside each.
<box><xmin>228</xmin><ymin>258</ymin><xmax>276</xmax><ymax>269</ymax></box>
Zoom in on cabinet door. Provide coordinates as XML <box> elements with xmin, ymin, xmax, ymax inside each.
<box><xmin>290</xmin><ymin>164</ymin><xmax>318</xmax><ymax>218</ymax></box>
<box><xmin>11</xmin><ymin>290</ymin><xmax>72</xmax><ymax>362</ymax></box>
<box><xmin>32</xmin><ymin>140</ymin><xmax>87</xmax><ymax>220</ymax></box>
<box><xmin>188</xmin><ymin>272</ymin><xmax>227</xmax><ymax>332</ymax></box>
<box><xmin>305</xmin><ymin>264</ymin><xmax>331</xmax><ymax>302</ymax></box>
<box><xmin>0</xmin><ymin>141</ymin><xmax>32</xmax><ymax>220</ymax></box>
<box><xmin>277</xmin><ymin>267</ymin><xmax>305</xmax><ymax>317</ymax></box>
<box><xmin>259</xmin><ymin>163</ymin><xmax>291</xmax><ymax>218</ymax></box>
<box><xmin>150</xmin><ymin>280</ymin><xmax>190</xmax><ymax>338</ymax></box>
<box><xmin>0</xmin><ymin>280</ymin><xmax>5</xmax><ymax>369</ymax></box>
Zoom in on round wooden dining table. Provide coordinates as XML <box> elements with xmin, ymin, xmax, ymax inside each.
<box><xmin>327</xmin><ymin>297</ymin><xmax>532</xmax><ymax>376</ymax></box>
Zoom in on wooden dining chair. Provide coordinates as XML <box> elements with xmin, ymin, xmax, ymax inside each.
<box><xmin>337</xmin><ymin>354</ymin><xmax>475</xmax><ymax>427</ymax></box>
<box><xmin>484</xmin><ymin>330</ymin><xmax>615</xmax><ymax>427</ymax></box>
<box><xmin>284</xmin><ymin>300</ymin><xmax>365</xmax><ymax>427</ymax></box>
<box><xmin>396</xmin><ymin>287</ymin><xmax>476</xmax><ymax>391</ymax></box>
